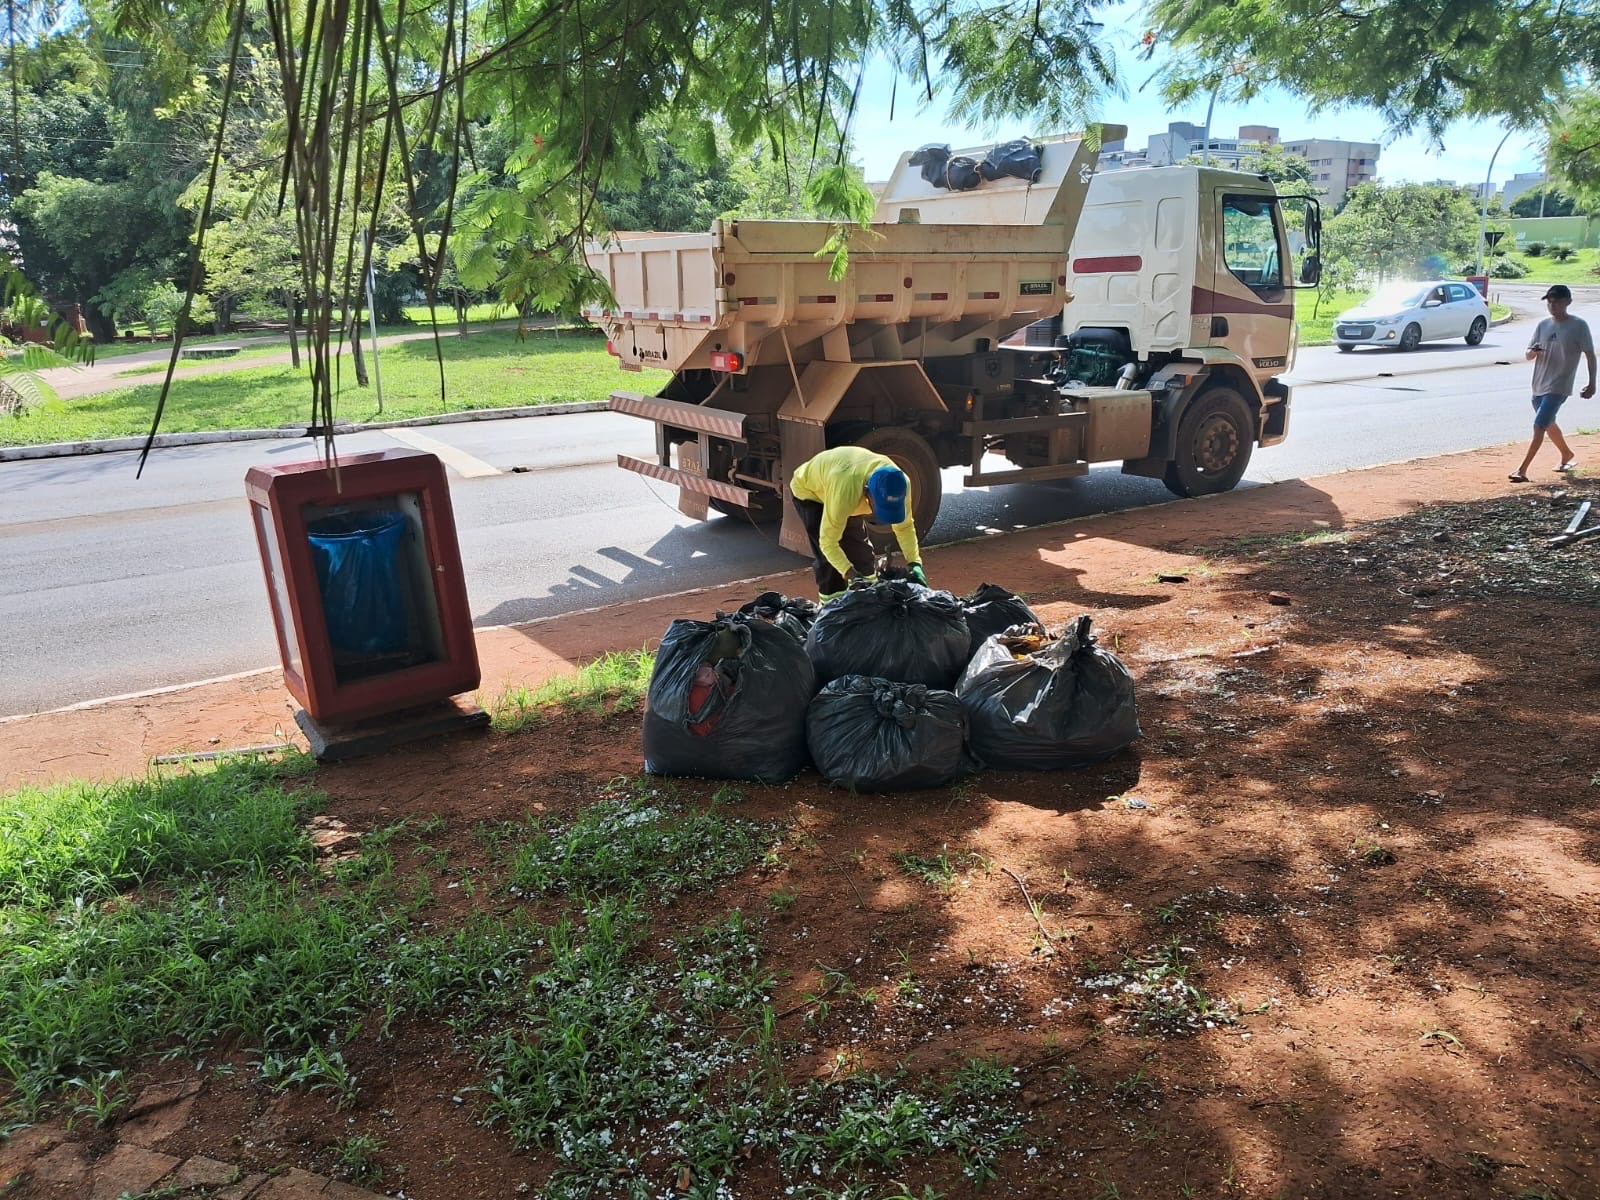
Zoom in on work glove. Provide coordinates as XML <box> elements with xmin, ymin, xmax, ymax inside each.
<box><xmin>847</xmin><ymin>570</ymin><xmax>877</xmax><ymax>588</ymax></box>
<box><xmin>908</xmin><ymin>562</ymin><xmax>929</xmax><ymax>587</ymax></box>
<box><xmin>818</xmin><ymin>589</ymin><xmax>845</xmax><ymax>605</ymax></box>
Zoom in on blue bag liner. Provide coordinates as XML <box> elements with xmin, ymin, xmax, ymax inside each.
<box><xmin>307</xmin><ymin>510</ymin><xmax>410</xmax><ymax>656</ymax></box>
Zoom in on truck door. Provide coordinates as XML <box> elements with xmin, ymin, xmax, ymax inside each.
<box><xmin>1208</xmin><ymin>191</ymin><xmax>1294</xmax><ymax>375</ymax></box>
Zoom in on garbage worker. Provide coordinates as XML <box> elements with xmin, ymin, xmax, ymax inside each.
<box><xmin>787</xmin><ymin>446</ymin><xmax>927</xmax><ymax>602</ymax></box>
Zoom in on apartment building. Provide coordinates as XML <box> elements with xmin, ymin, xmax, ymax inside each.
<box><xmin>1280</xmin><ymin>137</ymin><xmax>1380</xmax><ymax>207</ymax></box>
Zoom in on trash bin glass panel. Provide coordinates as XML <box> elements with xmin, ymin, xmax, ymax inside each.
<box><xmin>305</xmin><ymin>495</ymin><xmax>443</xmax><ymax>683</ymax></box>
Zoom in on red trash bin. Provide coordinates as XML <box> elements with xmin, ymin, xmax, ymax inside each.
<box><xmin>1466</xmin><ymin>275</ymin><xmax>1489</xmax><ymax>298</ymax></box>
<box><xmin>245</xmin><ymin>449</ymin><xmax>480</xmax><ymax>725</ymax></box>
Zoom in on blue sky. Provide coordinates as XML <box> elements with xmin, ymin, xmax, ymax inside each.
<box><xmin>847</xmin><ymin>3</ymin><xmax>1548</xmax><ymax>191</ymax></box>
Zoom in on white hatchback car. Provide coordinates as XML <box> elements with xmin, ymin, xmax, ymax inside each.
<box><xmin>1333</xmin><ymin>280</ymin><xmax>1491</xmax><ymax>352</ymax></box>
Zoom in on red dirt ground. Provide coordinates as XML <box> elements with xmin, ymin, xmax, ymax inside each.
<box><xmin>4</xmin><ymin>438</ymin><xmax>1600</xmax><ymax>1200</ymax></box>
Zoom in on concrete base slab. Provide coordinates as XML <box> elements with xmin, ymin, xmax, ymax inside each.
<box><xmin>295</xmin><ymin>695</ymin><xmax>490</xmax><ymax>763</ymax></box>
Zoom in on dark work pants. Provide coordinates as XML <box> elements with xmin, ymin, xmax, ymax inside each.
<box><xmin>791</xmin><ymin>496</ymin><xmax>878</xmax><ymax>595</ymax></box>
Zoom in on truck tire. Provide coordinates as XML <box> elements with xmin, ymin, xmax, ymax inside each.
<box><xmin>1162</xmin><ymin>386</ymin><xmax>1254</xmax><ymax>498</ymax></box>
<box><xmin>854</xmin><ymin>426</ymin><xmax>943</xmax><ymax>537</ymax></box>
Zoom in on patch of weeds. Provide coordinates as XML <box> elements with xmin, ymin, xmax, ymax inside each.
<box><xmin>489</xmin><ymin>648</ymin><xmax>654</xmax><ymax>731</ymax></box>
<box><xmin>768</xmin><ymin>886</ymin><xmax>798</xmax><ymax>913</ymax></box>
<box><xmin>1351</xmin><ymin>838</ymin><xmax>1396</xmax><ymax>866</ymax></box>
<box><xmin>63</xmin><ymin>1069</ymin><xmax>129</xmax><ymax>1129</ymax></box>
<box><xmin>895</xmin><ymin>849</ymin><xmax>956</xmax><ymax>889</ymax></box>
<box><xmin>1108</xmin><ymin>1064</ymin><xmax>1161</xmax><ymax>1105</ymax></box>
<box><xmin>893</xmin><ymin>845</ymin><xmax>987</xmax><ymax>893</ymax></box>
<box><xmin>1082</xmin><ymin>939</ymin><xmax>1237</xmax><ymax>1037</ymax></box>
<box><xmin>335</xmin><ymin>1133</ymin><xmax>386</xmax><ymax>1184</ymax></box>
<box><xmin>259</xmin><ymin>1042</ymin><xmax>360</xmax><ymax>1108</ymax></box>
<box><xmin>0</xmin><ymin>756</ymin><xmax>314</xmax><ymax>904</ymax></box>
<box><xmin>505</xmin><ymin>775</ymin><xmax>777</xmax><ymax>903</ymax></box>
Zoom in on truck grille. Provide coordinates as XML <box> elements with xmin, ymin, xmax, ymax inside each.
<box><xmin>1337</xmin><ymin>324</ymin><xmax>1375</xmax><ymax>339</ymax></box>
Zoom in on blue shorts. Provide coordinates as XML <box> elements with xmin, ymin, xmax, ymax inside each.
<box><xmin>1532</xmin><ymin>392</ymin><xmax>1568</xmax><ymax>429</ymax></box>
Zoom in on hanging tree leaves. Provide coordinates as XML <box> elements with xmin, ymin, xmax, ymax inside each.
<box><xmin>83</xmin><ymin>0</ymin><xmax>1123</xmax><ymax>453</ymax></box>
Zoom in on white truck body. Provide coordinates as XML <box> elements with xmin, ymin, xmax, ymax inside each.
<box><xmin>585</xmin><ymin>128</ymin><xmax>1318</xmax><ymax>556</ymax></box>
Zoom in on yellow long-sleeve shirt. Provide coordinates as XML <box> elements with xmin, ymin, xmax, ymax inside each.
<box><xmin>789</xmin><ymin>446</ymin><xmax>922</xmax><ymax>580</ymax></box>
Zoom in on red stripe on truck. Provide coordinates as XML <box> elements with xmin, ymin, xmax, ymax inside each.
<box><xmin>1072</xmin><ymin>255</ymin><xmax>1143</xmax><ymax>273</ymax></box>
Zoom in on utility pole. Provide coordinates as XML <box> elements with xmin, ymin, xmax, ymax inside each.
<box><xmin>1477</xmin><ymin>128</ymin><xmax>1515</xmax><ymax>277</ymax></box>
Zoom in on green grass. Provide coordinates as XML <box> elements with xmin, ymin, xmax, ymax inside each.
<box><xmin>1</xmin><ymin>327</ymin><xmax>669</xmax><ymax>446</ymax></box>
<box><xmin>1502</xmin><ymin>247</ymin><xmax>1600</xmax><ymax>284</ymax></box>
<box><xmin>111</xmin><ymin>344</ymin><xmax>295</xmax><ymax>376</ymax></box>
<box><xmin>1</xmin><ymin>742</ymin><xmax>1028</xmax><ymax>1197</ymax></box>
<box><xmin>487</xmin><ymin>648</ymin><xmax>654</xmax><ymax>732</ymax></box>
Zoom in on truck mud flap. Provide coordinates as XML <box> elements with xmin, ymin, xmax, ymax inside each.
<box><xmin>609</xmin><ymin>391</ymin><xmax>748</xmax><ymax>441</ymax></box>
<box><xmin>616</xmin><ymin>455</ymin><xmax>753</xmax><ymax>507</ymax></box>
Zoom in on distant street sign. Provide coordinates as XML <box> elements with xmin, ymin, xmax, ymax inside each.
<box><xmin>1485</xmin><ymin>230</ymin><xmax>1506</xmax><ymax>248</ymax></box>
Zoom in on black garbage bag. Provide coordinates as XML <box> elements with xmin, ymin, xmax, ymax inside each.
<box><xmin>909</xmin><ymin>143</ymin><xmax>951</xmax><ymax>185</ymax></box>
<box><xmin>736</xmin><ymin>591</ymin><xmax>819</xmax><ymax>643</ymax></box>
<box><xmin>959</xmin><ymin>583</ymin><xmax>1041</xmax><ymax>660</ymax></box>
<box><xmin>980</xmin><ymin>140</ymin><xmax>1043</xmax><ymax>183</ymax></box>
<box><xmin>805</xmin><ymin>580</ymin><xmax>970</xmax><ymax>689</ymax></box>
<box><xmin>956</xmin><ymin>616</ymin><xmax>1140</xmax><ymax>770</ymax></box>
<box><xmin>806</xmin><ymin>676</ymin><xmax>975</xmax><ymax>791</ymax></box>
<box><xmin>643</xmin><ymin>614</ymin><xmax>815</xmax><ymax>781</ymax></box>
<box><xmin>943</xmin><ymin>155</ymin><xmax>982</xmax><ymax>190</ymax></box>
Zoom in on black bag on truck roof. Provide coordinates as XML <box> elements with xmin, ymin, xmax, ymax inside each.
<box><xmin>980</xmin><ymin>140</ymin><xmax>1043</xmax><ymax>183</ymax></box>
<box><xmin>909</xmin><ymin>143</ymin><xmax>952</xmax><ymax>185</ymax></box>
<box><xmin>643</xmin><ymin>613</ymin><xmax>815</xmax><ymax>782</ymax></box>
<box><xmin>959</xmin><ymin>583</ymin><xmax>1041</xmax><ymax>660</ymax></box>
<box><xmin>806</xmin><ymin>676</ymin><xmax>975</xmax><ymax>791</ymax></box>
<box><xmin>736</xmin><ymin>591</ymin><xmax>819</xmax><ymax>642</ymax></box>
<box><xmin>943</xmin><ymin>155</ymin><xmax>982</xmax><ymax>191</ymax></box>
<box><xmin>805</xmin><ymin>580</ymin><xmax>970</xmax><ymax>689</ymax></box>
<box><xmin>956</xmin><ymin>616</ymin><xmax>1140</xmax><ymax>770</ymax></box>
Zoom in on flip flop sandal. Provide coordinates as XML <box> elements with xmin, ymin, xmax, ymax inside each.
<box><xmin>1508</xmin><ymin>473</ymin><xmax>1529</xmax><ymax>482</ymax></box>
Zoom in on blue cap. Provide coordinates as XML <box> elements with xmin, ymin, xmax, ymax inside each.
<box><xmin>865</xmin><ymin>465</ymin><xmax>908</xmax><ymax>525</ymax></box>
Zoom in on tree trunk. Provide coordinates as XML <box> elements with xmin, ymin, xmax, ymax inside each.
<box><xmin>286</xmin><ymin>290</ymin><xmax>300</xmax><ymax>369</ymax></box>
<box><xmin>349</xmin><ymin>312</ymin><xmax>369</xmax><ymax>387</ymax></box>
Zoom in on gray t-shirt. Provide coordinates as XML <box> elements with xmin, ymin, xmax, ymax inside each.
<box><xmin>1529</xmin><ymin>315</ymin><xmax>1595</xmax><ymax>397</ymax></box>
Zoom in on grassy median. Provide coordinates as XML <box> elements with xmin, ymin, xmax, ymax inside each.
<box><xmin>2</xmin><ymin>327</ymin><xmax>670</xmax><ymax>446</ymax></box>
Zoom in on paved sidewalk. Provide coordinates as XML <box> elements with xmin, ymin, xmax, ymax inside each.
<box><xmin>0</xmin><ymin>1078</ymin><xmax>384</xmax><ymax>1198</ymax></box>
<box><xmin>5</xmin><ymin>434</ymin><xmax>1590</xmax><ymax>793</ymax></box>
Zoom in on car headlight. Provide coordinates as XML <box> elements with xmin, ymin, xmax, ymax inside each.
<box><xmin>1371</xmin><ymin>315</ymin><xmax>1404</xmax><ymax>326</ymax></box>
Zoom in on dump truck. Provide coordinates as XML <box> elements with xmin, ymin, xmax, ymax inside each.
<box><xmin>583</xmin><ymin>126</ymin><xmax>1321</xmax><ymax>556</ymax></box>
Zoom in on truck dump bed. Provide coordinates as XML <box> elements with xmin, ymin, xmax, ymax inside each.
<box><xmin>583</xmin><ymin>133</ymin><xmax>1111</xmax><ymax>373</ymax></box>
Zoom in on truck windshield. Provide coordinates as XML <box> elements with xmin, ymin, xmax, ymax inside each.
<box><xmin>1221</xmin><ymin>195</ymin><xmax>1284</xmax><ymax>291</ymax></box>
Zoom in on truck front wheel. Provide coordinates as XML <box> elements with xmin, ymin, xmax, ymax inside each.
<box><xmin>1162</xmin><ymin>387</ymin><xmax>1254</xmax><ymax>498</ymax></box>
<box><xmin>854</xmin><ymin>426</ymin><xmax>943</xmax><ymax>537</ymax></box>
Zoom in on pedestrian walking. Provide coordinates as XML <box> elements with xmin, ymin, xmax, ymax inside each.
<box><xmin>1510</xmin><ymin>284</ymin><xmax>1595</xmax><ymax>481</ymax></box>
<box><xmin>787</xmin><ymin>446</ymin><xmax>927</xmax><ymax>602</ymax></box>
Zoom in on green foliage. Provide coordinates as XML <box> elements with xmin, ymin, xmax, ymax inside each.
<box><xmin>1238</xmin><ymin>145</ymin><xmax>1313</xmax><ymax>191</ymax></box>
<box><xmin>1323</xmin><ymin>182</ymin><xmax>1483</xmax><ymax>283</ymax></box>
<box><xmin>0</xmin><ymin>328</ymin><xmax>668</xmax><ymax>446</ymax></box>
<box><xmin>1511</xmin><ymin>187</ymin><xmax>1579</xmax><ymax>218</ymax></box>
<box><xmin>489</xmin><ymin>649</ymin><xmax>655</xmax><ymax>731</ymax></box>
<box><xmin>1526</xmin><ymin>241</ymin><xmax>1548</xmax><ymax>257</ymax></box>
<box><xmin>597</xmin><ymin>130</ymin><xmax>747</xmax><ymax>233</ymax></box>
<box><xmin>1490</xmin><ymin>256</ymin><xmax>1529</xmax><ymax>278</ymax></box>
<box><xmin>1148</xmin><ymin>0</ymin><xmax>1587</xmax><ymax>141</ymax></box>
<box><xmin>1552</xmin><ymin>92</ymin><xmax>1600</xmax><ymax>210</ymax></box>
<box><xmin>504</xmin><ymin>777</ymin><xmax>775</xmax><ymax>903</ymax></box>
<box><xmin>0</xmin><ymin>755</ymin><xmax>313</xmax><ymax>904</ymax></box>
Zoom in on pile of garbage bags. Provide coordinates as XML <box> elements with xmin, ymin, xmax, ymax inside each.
<box><xmin>907</xmin><ymin>139</ymin><xmax>1044</xmax><ymax>192</ymax></box>
<box><xmin>641</xmin><ymin>579</ymin><xmax>1140</xmax><ymax>791</ymax></box>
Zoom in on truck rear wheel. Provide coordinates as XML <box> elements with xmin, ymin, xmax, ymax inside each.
<box><xmin>1162</xmin><ymin>386</ymin><xmax>1254</xmax><ymax>498</ymax></box>
<box><xmin>854</xmin><ymin>426</ymin><xmax>943</xmax><ymax>537</ymax></box>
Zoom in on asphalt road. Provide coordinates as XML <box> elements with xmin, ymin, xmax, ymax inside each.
<box><xmin>0</xmin><ymin>330</ymin><xmax>1571</xmax><ymax>718</ymax></box>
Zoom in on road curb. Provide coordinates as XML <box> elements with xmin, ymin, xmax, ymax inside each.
<box><xmin>0</xmin><ymin>401</ymin><xmax>610</xmax><ymax>462</ymax></box>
